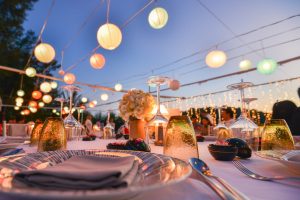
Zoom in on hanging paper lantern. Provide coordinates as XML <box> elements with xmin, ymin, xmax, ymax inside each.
<box><xmin>52</xmin><ymin>109</ymin><xmax>57</xmax><ymax>113</ymax></box>
<box><xmin>25</xmin><ymin>67</ymin><xmax>36</xmax><ymax>77</ymax></box>
<box><xmin>63</xmin><ymin>106</ymin><xmax>69</xmax><ymax>113</ymax></box>
<box><xmin>16</xmin><ymin>102</ymin><xmax>22</xmax><ymax>107</ymax></box>
<box><xmin>114</xmin><ymin>83</ymin><xmax>122</xmax><ymax>91</ymax></box>
<box><xmin>168</xmin><ymin>79</ymin><xmax>180</xmax><ymax>91</ymax></box>
<box><xmin>15</xmin><ymin>97</ymin><xmax>24</xmax><ymax>104</ymax></box>
<box><xmin>101</xmin><ymin>93</ymin><xmax>109</xmax><ymax>101</ymax></box>
<box><xmin>20</xmin><ymin>111</ymin><xmax>25</xmax><ymax>115</ymax></box>
<box><xmin>34</xmin><ymin>43</ymin><xmax>55</xmax><ymax>63</ymax></box>
<box><xmin>29</xmin><ymin>107</ymin><xmax>37</xmax><ymax>113</ymax></box>
<box><xmin>40</xmin><ymin>82</ymin><xmax>52</xmax><ymax>93</ymax></box>
<box><xmin>58</xmin><ymin>69</ymin><xmax>65</xmax><ymax>76</ymax></box>
<box><xmin>17</xmin><ymin>90</ymin><xmax>25</xmax><ymax>97</ymax></box>
<box><xmin>257</xmin><ymin>59</ymin><xmax>277</xmax><ymax>75</ymax></box>
<box><xmin>90</xmin><ymin>53</ymin><xmax>105</xmax><ymax>69</ymax></box>
<box><xmin>42</xmin><ymin>94</ymin><xmax>52</xmax><ymax>104</ymax></box>
<box><xmin>14</xmin><ymin>106</ymin><xmax>20</xmax><ymax>110</ymax></box>
<box><xmin>97</xmin><ymin>23</ymin><xmax>122</xmax><ymax>50</ymax></box>
<box><xmin>50</xmin><ymin>81</ymin><xmax>58</xmax><ymax>89</ymax></box>
<box><xmin>32</xmin><ymin>90</ymin><xmax>42</xmax><ymax>100</ymax></box>
<box><xmin>29</xmin><ymin>101</ymin><xmax>38</xmax><ymax>108</ymax></box>
<box><xmin>81</xmin><ymin>97</ymin><xmax>88</xmax><ymax>103</ymax></box>
<box><xmin>63</xmin><ymin>73</ymin><xmax>76</xmax><ymax>84</ymax></box>
<box><xmin>88</xmin><ymin>101</ymin><xmax>95</xmax><ymax>108</ymax></box>
<box><xmin>38</xmin><ymin>102</ymin><xmax>45</xmax><ymax>108</ymax></box>
<box><xmin>92</xmin><ymin>100</ymin><xmax>97</xmax><ymax>105</ymax></box>
<box><xmin>205</xmin><ymin>50</ymin><xmax>227</xmax><ymax>68</ymax></box>
<box><xmin>148</xmin><ymin>7</ymin><xmax>169</xmax><ymax>29</ymax></box>
<box><xmin>23</xmin><ymin>109</ymin><xmax>30</xmax><ymax>115</ymax></box>
<box><xmin>239</xmin><ymin>60</ymin><xmax>252</xmax><ymax>70</ymax></box>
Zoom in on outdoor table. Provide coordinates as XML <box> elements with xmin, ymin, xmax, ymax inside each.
<box><xmin>20</xmin><ymin>139</ymin><xmax>300</xmax><ymax>200</ymax></box>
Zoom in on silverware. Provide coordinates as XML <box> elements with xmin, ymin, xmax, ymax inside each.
<box><xmin>190</xmin><ymin>158</ymin><xmax>249</xmax><ymax>200</ymax></box>
<box><xmin>233</xmin><ymin>159</ymin><xmax>300</xmax><ymax>181</ymax></box>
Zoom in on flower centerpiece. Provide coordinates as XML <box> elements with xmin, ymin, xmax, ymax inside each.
<box><xmin>119</xmin><ymin>89</ymin><xmax>154</xmax><ymax>139</ymax></box>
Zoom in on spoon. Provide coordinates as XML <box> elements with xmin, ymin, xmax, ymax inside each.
<box><xmin>189</xmin><ymin>158</ymin><xmax>249</xmax><ymax>200</ymax></box>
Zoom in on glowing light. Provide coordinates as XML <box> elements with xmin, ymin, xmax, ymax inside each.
<box><xmin>50</xmin><ymin>81</ymin><xmax>58</xmax><ymax>89</ymax></box>
<box><xmin>17</xmin><ymin>90</ymin><xmax>25</xmax><ymax>97</ymax></box>
<box><xmin>90</xmin><ymin>53</ymin><xmax>105</xmax><ymax>69</ymax></box>
<box><xmin>25</xmin><ymin>67</ymin><xmax>36</xmax><ymax>77</ymax></box>
<box><xmin>34</xmin><ymin>43</ymin><xmax>55</xmax><ymax>63</ymax></box>
<box><xmin>114</xmin><ymin>83</ymin><xmax>122</xmax><ymax>91</ymax></box>
<box><xmin>205</xmin><ymin>50</ymin><xmax>227</xmax><ymax>68</ymax></box>
<box><xmin>40</xmin><ymin>82</ymin><xmax>52</xmax><ymax>93</ymax></box>
<box><xmin>101</xmin><ymin>93</ymin><xmax>109</xmax><ymax>101</ymax></box>
<box><xmin>63</xmin><ymin>73</ymin><xmax>76</xmax><ymax>84</ymax></box>
<box><xmin>239</xmin><ymin>59</ymin><xmax>252</xmax><ymax>70</ymax></box>
<box><xmin>257</xmin><ymin>59</ymin><xmax>277</xmax><ymax>75</ymax></box>
<box><xmin>97</xmin><ymin>23</ymin><xmax>122</xmax><ymax>50</ymax></box>
<box><xmin>81</xmin><ymin>97</ymin><xmax>88</xmax><ymax>103</ymax></box>
<box><xmin>148</xmin><ymin>7</ymin><xmax>168</xmax><ymax>29</ymax></box>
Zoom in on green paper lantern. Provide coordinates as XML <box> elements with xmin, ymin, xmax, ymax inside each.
<box><xmin>257</xmin><ymin>59</ymin><xmax>277</xmax><ymax>75</ymax></box>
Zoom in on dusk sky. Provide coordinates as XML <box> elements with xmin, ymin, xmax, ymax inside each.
<box><xmin>23</xmin><ymin>0</ymin><xmax>300</xmax><ymax>113</ymax></box>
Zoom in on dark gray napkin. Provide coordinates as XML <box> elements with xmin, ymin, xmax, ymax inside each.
<box><xmin>13</xmin><ymin>155</ymin><xmax>139</xmax><ymax>190</ymax></box>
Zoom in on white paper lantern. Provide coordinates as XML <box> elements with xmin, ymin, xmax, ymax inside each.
<box><xmin>40</xmin><ymin>82</ymin><xmax>52</xmax><ymax>93</ymax></box>
<box><xmin>14</xmin><ymin>106</ymin><xmax>20</xmax><ymax>110</ymax></box>
<box><xmin>29</xmin><ymin>107</ymin><xmax>37</xmax><ymax>113</ymax></box>
<box><xmin>90</xmin><ymin>53</ymin><xmax>105</xmax><ymax>69</ymax></box>
<box><xmin>97</xmin><ymin>23</ymin><xmax>122</xmax><ymax>50</ymax></box>
<box><xmin>114</xmin><ymin>83</ymin><xmax>122</xmax><ymax>91</ymax></box>
<box><xmin>17</xmin><ymin>90</ymin><xmax>25</xmax><ymax>97</ymax></box>
<box><xmin>42</xmin><ymin>94</ymin><xmax>52</xmax><ymax>104</ymax></box>
<box><xmin>15</xmin><ymin>97</ymin><xmax>24</xmax><ymax>104</ymax></box>
<box><xmin>20</xmin><ymin>111</ymin><xmax>25</xmax><ymax>115</ymax></box>
<box><xmin>89</xmin><ymin>102</ymin><xmax>95</xmax><ymax>108</ymax></box>
<box><xmin>16</xmin><ymin>102</ymin><xmax>22</xmax><ymax>107</ymax></box>
<box><xmin>38</xmin><ymin>102</ymin><xmax>45</xmax><ymax>108</ymax></box>
<box><xmin>257</xmin><ymin>59</ymin><xmax>277</xmax><ymax>75</ymax></box>
<box><xmin>63</xmin><ymin>73</ymin><xmax>76</xmax><ymax>84</ymax></box>
<box><xmin>239</xmin><ymin>60</ymin><xmax>252</xmax><ymax>70</ymax></box>
<box><xmin>148</xmin><ymin>7</ymin><xmax>169</xmax><ymax>29</ymax></box>
<box><xmin>52</xmin><ymin>109</ymin><xmax>57</xmax><ymax>113</ymax></box>
<box><xmin>25</xmin><ymin>67</ymin><xmax>36</xmax><ymax>77</ymax></box>
<box><xmin>205</xmin><ymin>50</ymin><xmax>227</xmax><ymax>68</ymax></box>
<box><xmin>34</xmin><ymin>43</ymin><xmax>55</xmax><ymax>63</ymax></box>
<box><xmin>81</xmin><ymin>97</ymin><xmax>88</xmax><ymax>103</ymax></box>
<box><xmin>101</xmin><ymin>93</ymin><xmax>109</xmax><ymax>101</ymax></box>
<box><xmin>168</xmin><ymin>80</ymin><xmax>180</xmax><ymax>91</ymax></box>
<box><xmin>50</xmin><ymin>81</ymin><xmax>58</xmax><ymax>89</ymax></box>
<box><xmin>92</xmin><ymin>100</ymin><xmax>98</xmax><ymax>105</ymax></box>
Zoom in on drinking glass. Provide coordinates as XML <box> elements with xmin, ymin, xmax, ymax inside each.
<box><xmin>30</xmin><ymin>120</ymin><xmax>43</xmax><ymax>146</ymax></box>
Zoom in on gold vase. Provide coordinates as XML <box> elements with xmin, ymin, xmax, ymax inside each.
<box><xmin>38</xmin><ymin>117</ymin><xmax>66</xmax><ymax>152</ymax></box>
<box><xmin>30</xmin><ymin>121</ymin><xmax>43</xmax><ymax>146</ymax></box>
<box><xmin>164</xmin><ymin>115</ymin><xmax>199</xmax><ymax>162</ymax></box>
<box><xmin>129</xmin><ymin>118</ymin><xmax>146</xmax><ymax>140</ymax></box>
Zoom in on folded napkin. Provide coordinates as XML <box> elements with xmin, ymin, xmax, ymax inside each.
<box><xmin>13</xmin><ymin>155</ymin><xmax>139</xmax><ymax>190</ymax></box>
<box><xmin>0</xmin><ymin>148</ymin><xmax>23</xmax><ymax>157</ymax></box>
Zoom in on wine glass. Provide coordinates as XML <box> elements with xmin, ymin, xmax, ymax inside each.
<box><xmin>62</xmin><ymin>85</ymin><xmax>82</xmax><ymax>140</ymax></box>
<box><xmin>55</xmin><ymin>97</ymin><xmax>65</xmax><ymax>118</ymax></box>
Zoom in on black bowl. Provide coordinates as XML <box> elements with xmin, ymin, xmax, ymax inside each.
<box><xmin>208</xmin><ymin>144</ymin><xmax>238</xmax><ymax>161</ymax></box>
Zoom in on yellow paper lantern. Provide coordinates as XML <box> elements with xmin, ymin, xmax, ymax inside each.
<box><xmin>114</xmin><ymin>83</ymin><xmax>122</xmax><ymax>91</ymax></box>
<box><xmin>239</xmin><ymin>59</ymin><xmax>252</xmax><ymax>70</ymax></box>
<box><xmin>17</xmin><ymin>90</ymin><xmax>25</xmax><ymax>97</ymax></box>
<box><xmin>50</xmin><ymin>81</ymin><xmax>58</xmax><ymax>89</ymax></box>
<box><xmin>42</xmin><ymin>94</ymin><xmax>52</xmax><ymax>104</ymax></box>
<box><xmin>63</xmin><ymin>73</ymin><xmax>76</xmax><ymax>84</ymax></box>
<box><xmin>40</xmin><ymin>82</ymin><xmax>52</xmax><ymax>93</ymax></box>
<box><xmin>148</xmin><ymin>7</ymin><xmax>169</xmax><ymax>29</ymax></box>
<box><xmin>14</xmin><ymin>106</ymin><xmax>20</xmax><ymax>110</ymax></box>
<box><xmin>15</xmin><ymin>97</ymin><xmax>24</xmax><ymax>104</ymax></box>
<box><xmin>81</xmin><ymin>97</ymin><xmax>88</xmax><ymax>103</ymax></box>
<box><xmin>97</xmin><ymin>23</ymin><xmax>122</xmax><ymax>50</ymax></box>
<box><xmin>90</xmin><ymin>53</ymin><xmax>106</xmax><ymax>69</ymax></box>
<box><xmin>101</xmin><ymin>93</ymin><xmax>109</xmax><ymax>101</ymax></box>
<box><xmin>205</xmin><ymin>50</ymin><xmax>227</xmax><ymax>68</ymax></box>
<box><xmin>38</xmin><ymin>102</ymin><xmax>45</xmax><ymax>108</ymax></box>
<box><xmin>34</xmin><ymin>43</ymin><xmax>55</xmax><ymax>63</ymax></box>
<box><xmin>25</xmin><ymin>67</ymin><xmax>36</xmax><ymax>77</ymax></box>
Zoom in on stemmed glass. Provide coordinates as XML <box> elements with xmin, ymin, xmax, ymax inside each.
<box><xmin>146</xmin><ymin>76</ymin><xmax>169</xmax><ymax>145</ymax></box>
<box><xmin>62</xmin><ymin>85</ymin><xmax>82</xmax><ymax>140</ymax></box>
<box><xmin>214</xmin><ymin>107</ymin><xmax>232</xmax><ymax>141</ymax></box>
<box><xmin>55</xmin><ymin>98</ymin><xmax>65</xmax><ymax>118</ymax></box>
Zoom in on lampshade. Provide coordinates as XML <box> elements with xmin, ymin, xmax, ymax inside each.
<box><xmin>239</xmin><ymin>59</ymin><xmax>252</xmax><ymax>70</ymax></box>
<box><xmin>29</xmin><ymin>107</ymin><xmax>37</xmax><ymax>113</ymax></box>
<box><xmin>81</xmin><ymin>97</ymin><xmax>88</xmax><ymax>103</ymax></box>
<box><xmin>63</xmin><ymin>73</ymin><xmax>76</xmax><ymax>84</ymax></box>
<box><xmin>38</xmin><ymin>102</ymin><xmax>45</xmax><ymax>108</ymax></box>
<box><xmin>257</xmin><ymin>59</ymin><xmax>277</xmax><ymax>75</ymax></box>
<box><xmin>148</xmin><ymin>7</ymin><xmax>168</xmax><ymax>29</ymax></box>
<box><xmin>40</xmin><ymin>82</ymin><xmax>52</xmax><ymax>93</ymax></box>
<box><xmin>42</xmin><ymin>94</ymin><xmax>52</xmax><ymax>104</ymax></box>
<box><xmin>17</xmin><ymin>90</ymin><xmax>25</xmax><ymax>97</ymax></box>
<box><xmin>205</xmin><ymin>50</ymin><xmax>227</xmax><ymax>68</ymax></box>
<box><xmin>34</xmin><ymin>43</ymin><xmax>55</xmax><ymax>63</ymax></box>
<box><xmin>25</xmin><ymin>67</ymin><xmax>36</xmax><ymax>77</ymax></box>
<box><xmin>15</xmin><ymin>97</ymin><xmax>24</xmax><ymax>104</ymax></box>
<box><xmin>97</xmin><ymin>23</ymin><xmax>122</xmax><ymax>50</ymax></box>
<box><xmin>90</xmin><ymin>53</ymin><xmax>105</xmax><ymax>69</ymax></box>
<box><xmin>29</xmin><ymin>101</ymin><xmax>38</xmax><ymax>108</ymax></box>
<box><xmin>50</xmin><ymin>81</ymin><xmax>58</xmax><ymax>89</ymax></box>
<box><xmin>32</xmin><ymin>90</ymin><xmax>42</xmax><ymax>100</ymax></box>
<box><xmin>58</xmin><ymin>69</ymin><xmax>65</xmax><ymax>76</ymax></box>
<box><xmin>168</xmin><ymin>79</ymin><xmax>180</xmax><ymax>91</ymax></box>
<box><xmin>101</xmin><ymin>93</ymin><xmax>109</xmax><ymax>101</ymax></box>
<box><xmin>114</xmin><ymin>83</ymin><xmax>122</xmax><ymax>91</ymax></box>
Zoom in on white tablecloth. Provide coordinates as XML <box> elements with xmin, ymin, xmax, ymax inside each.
<box><xmin>21</xmin><ymin>140</ymin><xmax>300</xmax><ymax>200</ymax></box>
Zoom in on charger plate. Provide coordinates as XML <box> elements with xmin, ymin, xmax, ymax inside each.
<box><xmin>0</xmin><ymin>150</ymin><xmax>191</xmax><ymax>200</ymax></box>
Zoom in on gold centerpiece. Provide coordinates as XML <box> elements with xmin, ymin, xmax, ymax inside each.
<box><xmin>119</xmin><ymin>89</ymin><xmax>154</xmax><ymax>140</ymax></box>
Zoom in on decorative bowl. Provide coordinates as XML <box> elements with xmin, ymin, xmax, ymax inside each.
<box><xmin>208</xmin><ymin>144</ymin><xmax>238</xmax><ymax>161</ymax></box>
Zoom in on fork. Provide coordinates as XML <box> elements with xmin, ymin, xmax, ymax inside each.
<box><xmin>232</xmin><ymin>159</ymin><xmax>300</xmax><ymax>181</ymax></box>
